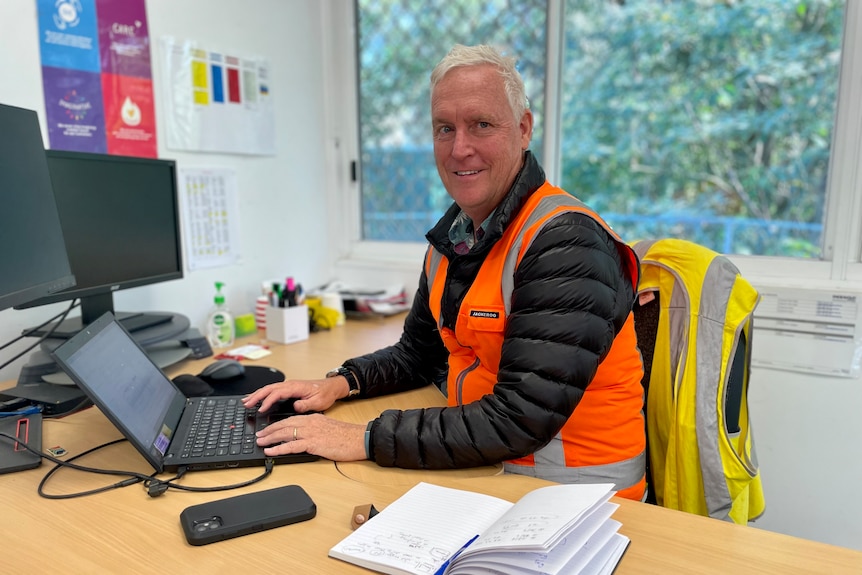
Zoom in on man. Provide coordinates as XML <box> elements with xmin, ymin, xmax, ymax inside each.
<box><xmin>243</xmin><ymin>44</ymin><xmax>646</xmax><ymax>499</ymax></box>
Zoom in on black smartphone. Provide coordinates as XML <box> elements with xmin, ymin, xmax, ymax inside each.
<box><xmin>180</xmin><ymin>484</ymin><xmax>316</xmax><ymax>546</ymax></box>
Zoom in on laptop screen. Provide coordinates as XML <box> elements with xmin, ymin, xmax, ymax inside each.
<box><xmin>52</xmin><ymin>313</ymin><xmax>187</xmax><ymax>469</ymax></box>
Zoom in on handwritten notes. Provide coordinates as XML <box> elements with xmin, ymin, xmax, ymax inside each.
<box><xmin>329</xmin><ymin>482</ymin><xmax>628</xmax><ymax>575</ymax></box>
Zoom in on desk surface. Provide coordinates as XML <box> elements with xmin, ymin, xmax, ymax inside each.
<box><xmin>2</xmin><ymin>314</ymin><xmax>861</xmax><ymax>574</ymax></box>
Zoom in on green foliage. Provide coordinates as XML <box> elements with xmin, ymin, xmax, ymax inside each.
<box><xmin>561</xmin><ymin>0</ymin><xmax>843</xmax><ymax>256</ymax></box>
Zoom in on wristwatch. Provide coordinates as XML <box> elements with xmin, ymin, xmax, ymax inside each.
<box><xmin>326</xmin><ymin>366</ymin><xmax>360</xmax><ymax>398</ymax></box>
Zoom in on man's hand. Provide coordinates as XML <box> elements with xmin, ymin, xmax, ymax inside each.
<box><xmin>241</xmin><ymin>378</ymin><xmax>345</xmax><ymax>414</ymax></box>
<box><xmin>255</xmin><ymin>413</ymin><xmax>368</xmax><ymax>461</ymax></box>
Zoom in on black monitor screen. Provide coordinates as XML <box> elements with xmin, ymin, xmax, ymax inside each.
<box><xmin>16</xmin><ymin>150</ymin><xmax>183</xmax><ymax>336</ymax></box>
<box><xmin>0</xmin><ymin>103</ymin><xmax>75</xmax><ymax>312</ymax></box>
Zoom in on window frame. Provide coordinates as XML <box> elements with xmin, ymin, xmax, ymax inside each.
<box><xmin>322</xmin><ymin>0</ymin><xmax>862</xmax><ymax>288</ymax></box>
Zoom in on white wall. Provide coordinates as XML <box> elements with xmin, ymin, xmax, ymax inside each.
<box><xmin>749</xmin><ymin>361</ymin><xmax>862</xmax><ymax>550</ymax></box>
<box><xmin>0</xmin><ymin>0</ymin><xmax>336</xmax><ymax>382</ymax></box>
<box><xmin>1</xmin><ymin>0</ymin><xmax>860</xmax><ymax>554</ymax></box>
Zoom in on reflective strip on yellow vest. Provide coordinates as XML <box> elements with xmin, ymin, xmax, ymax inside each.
<box><xmin>633</xmin><ymin>238</ymin><xmax>766</xmax><ymax>523</ymax></box>
<box><xmin>425</xmin><ymin>182</ymin><xmax>646</xmax><ymax>498</ymax></box>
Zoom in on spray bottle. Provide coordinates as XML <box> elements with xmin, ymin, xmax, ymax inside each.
<box><xmin>207</xmin><ymin>281</ymin><xmax>235</xmax><ymax>348</ymax></box>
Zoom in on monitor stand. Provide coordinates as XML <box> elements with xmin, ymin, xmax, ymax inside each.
<box><xmin>26</xmin><ymin>311</ymin><xmax>174</xmax><ymax>340</ymax></box>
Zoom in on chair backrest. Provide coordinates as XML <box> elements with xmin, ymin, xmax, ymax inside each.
<box><xmin>631</xmin><ymin>238</ymin><xmax>765</xmax><ymax>524</ymax></box>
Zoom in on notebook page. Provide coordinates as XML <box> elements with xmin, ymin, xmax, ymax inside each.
<box><xmin>579</xmin><ymin>532</ymin><xmax>630</xmax><ymax>575</ymax></box>
<box><xmin>447</xmin><ymin>503</ymin><xmax>619</xmax><ymax>575</ymax></box>
<box><xmin>460</xmin><ymin>483</ymin><xmax>615</xmax><ymax>556</ymax></box>
<box><xmin>329</xmin><ymin>482</ymin><xmax>513</xmax><ymax>575</ymax></box>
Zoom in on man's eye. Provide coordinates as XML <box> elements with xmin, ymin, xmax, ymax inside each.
<box><xmin>477</xmin><ymin>122</ymin><xmax>490</xmax><ymax>129</ymax></box>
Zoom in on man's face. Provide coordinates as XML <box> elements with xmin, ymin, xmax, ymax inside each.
<box><xmin>431</xmin><ymin>64</ymin><xmax>533</xmax><ymax>223</ymax></box>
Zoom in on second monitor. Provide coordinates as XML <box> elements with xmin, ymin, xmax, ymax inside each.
<box><xmin>17</xmin><ymin>150</ymin><xmax>184</xmax><ymax>338</ymax></box>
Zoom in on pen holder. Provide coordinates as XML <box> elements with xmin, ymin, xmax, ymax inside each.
<box><xmin>265</xmin><ymin>305</ymin><xmax>309</xmax><ymax>345</ymax></box>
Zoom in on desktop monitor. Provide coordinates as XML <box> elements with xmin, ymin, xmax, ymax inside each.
<box><xmin>16</xmin><ymin>150</ymin><xmax>184</xmax><ymax>337</ymax></box>
<box><xmin>0</xmin><ymin>103</ymin><xmax>76</xmax><ymax>312</ymax></box>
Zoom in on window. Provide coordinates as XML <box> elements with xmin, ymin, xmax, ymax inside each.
<box><xmin>334</xmin><ymin>0</ymin><xmax>861</xmax><ymax>281</ymax></box>
<box><xmin>354</xmin><ymin>0</ymin><xmax>547</xmax><ymax>241</ymax></box>
<box><xmin>561</xmin><ymin>0</ymin><xmax>843</xmax><ymax>258</ymax></box>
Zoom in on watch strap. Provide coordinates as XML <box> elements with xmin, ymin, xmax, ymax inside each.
<box><xmin>326</xmin><ymin>366</ymin><xmax>360</xmax><ymax>399</ymax></box>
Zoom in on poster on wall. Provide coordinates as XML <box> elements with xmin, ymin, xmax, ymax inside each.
<box><xmin>160</xmin><ymin>37</ymin><xmax>276</xmax><ymax>155</ymax></box>
<box><xmin>36</xmin><ymin>0</ymin><xmax>157</xmax><ymax>157</ymax></box>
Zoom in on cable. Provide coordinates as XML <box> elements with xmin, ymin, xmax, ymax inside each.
<box><xmin>0</xmin><ymin>298</ymin><xmax>78</xmax><ymax>353</ymax></box>
<box><xmin>0</xmin><ymin>433</ymin><xmax>152</xmax><ymax>498</ymax></box>
<box><xmin>0</xmin><ymin>299</ymin><xmax>79</xmax><ymax>371</ymax></box>
<box><xmin>0</xmin><ymin>406</ymin><xmax>42</xmax><ymax>417</ymax></box>
<box><xmin>143</xmin><ymin>459</ymin><xmax>275</xmax><ymax>497</ymax></box>
<box><xmin>0</xmin><ymin>432</ymin><xmax>275</xmax><ymax>499</ymax></box>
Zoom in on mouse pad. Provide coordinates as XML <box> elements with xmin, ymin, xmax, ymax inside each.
<box><xmin>172</xmin><ymin>366</ymin><xmax>285</xmax><ymax>397</ymax></box>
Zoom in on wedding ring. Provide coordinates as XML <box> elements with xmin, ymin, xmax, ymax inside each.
<box><xmin>293</xmin><ymin>427</ymin><xmax>298</xmax><ymax>441</ymax></box>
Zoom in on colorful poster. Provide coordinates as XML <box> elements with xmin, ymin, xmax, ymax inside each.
<box><xmin>36</xmin><ymin>0</ymin><xmax>157</xmax><ymax>157</ymax></box>
<box><xmin>38</xmin><ymin>0</ymin><xmax>100</xmax><ymax>72</ymax></box>
<box><xmin>102</xmin><ymin>73</ymin><xmax>156</xmax><ymax>156</ymax></box>
<box><xmin>161</xmin><ymin>37</ymin><xmax>276</xmax><ymax>155</ymax></box>
<box><xmin>42</xmin><ymin>66</ymin><xmax>106</xmax><ymax>153</ymax></box>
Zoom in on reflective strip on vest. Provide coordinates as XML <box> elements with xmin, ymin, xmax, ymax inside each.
<box><xmin>504</xmin><ymin>441</ymin><xmax>646</xmax><ymax>487</ymax></box>
<box><xmin>633</xmin><ymin>238</ymin><xmax>765</xmax><ymax>523</ymax></box>
<box><xmin>500</xmin><ymin>192</ymin><xmax>592</xmax><ymax>314</ymax></box>
<box><xmin>425</xmin><ymin>247</ymin><xmax>446</xmax><ymax>330</ymax></box>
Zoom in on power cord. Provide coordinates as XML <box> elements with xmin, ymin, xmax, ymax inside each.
<box><xmin>143</xmin><ymin>458</ymin><xmax>275</xmax><ymax>498</ymax></box>
<box><xmin>0</xmin><ymin>431</ymin><xmax>275</xmax><ymax>499</ymax></box>
<box><xmin>0</xmin><ymin>299</ymin><xmax>79</xmax><ymax>371</ymax></box>
<box><xmin>0</xmin><ymin>433</ymin><xmax>152</xmax><ymax>498</ymax></box>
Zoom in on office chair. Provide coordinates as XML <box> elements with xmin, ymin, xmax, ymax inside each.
<box><xmin>631</xmin><ymin>238</ymin><xmax>765</xmax><ymax>524</ymax></box>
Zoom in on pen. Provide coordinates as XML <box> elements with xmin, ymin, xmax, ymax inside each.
<box><xmin>285</xmin><ymin>276</ymin><xmax>297</xmax><ymax>307</ymax></box>
<box><xmin>433</xmin><ymin>534</ymin><xmax>478</xmax><ymax>575</ymax></box>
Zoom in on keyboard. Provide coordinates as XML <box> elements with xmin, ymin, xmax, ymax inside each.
<box><xmin>180</xmin><ymin>398</ymin><xmax>261</xmax><ymax>460</ymax></box>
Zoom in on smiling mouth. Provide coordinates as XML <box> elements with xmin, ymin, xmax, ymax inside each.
<box><xmin>455</xmin><ymin>170</ymin><xmax>480</xmax><ymax>176</ymax></box>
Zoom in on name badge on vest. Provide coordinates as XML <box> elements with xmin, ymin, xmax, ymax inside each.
<box><xmin>466</xmin><ymin>306</ymin><xmax>505</xmax><ymax>332</ymax></box>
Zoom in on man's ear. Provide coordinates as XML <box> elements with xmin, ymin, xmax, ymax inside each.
<box><xmin>520</xmin><ymin>109</ymin><xmax>534</xmax><ymax>149</ymax></box>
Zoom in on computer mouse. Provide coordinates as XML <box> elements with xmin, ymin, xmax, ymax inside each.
<box><xmin>198</xmin><ymin>358</ymin><xmax>245</xmax><ymax>381</ymax></box>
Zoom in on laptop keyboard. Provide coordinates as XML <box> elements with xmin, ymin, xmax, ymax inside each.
<box><xmin>180</xmin><ymin>397</ymin><xmax>262</xmax><ymax>460</ymax></box>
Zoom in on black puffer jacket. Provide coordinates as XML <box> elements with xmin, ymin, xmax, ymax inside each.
<box><xmin>344</xmin><ymin>152</ymin><xmax>638</xmax><ymax>469</ymax></box>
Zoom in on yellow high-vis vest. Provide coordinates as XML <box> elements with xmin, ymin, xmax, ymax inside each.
<box><xmin>633</xmin><ymin>238</ymin><xmax>765</xmax><ymax>524</ymax></box>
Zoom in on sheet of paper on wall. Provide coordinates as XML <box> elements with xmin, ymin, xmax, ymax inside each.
<box><xmin>160</xmin><ymin>37</ymin><xmax>276</xmax><ymax>155</ymax></box>
<box><xmin>751</xmin><ymin>287</ymin><xmax>862</xmax><ymax>377</ymax></box>
<box><xmin>178</xmin><ymin>167</ymin><xmax>242</xmax><ymax>270</ymax></box>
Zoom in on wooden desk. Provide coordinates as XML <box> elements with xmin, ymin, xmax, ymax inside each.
<box><xmin>2</xmin><ymin>314</ymin><xmax>861</xmax><ymax>574</ymax></box>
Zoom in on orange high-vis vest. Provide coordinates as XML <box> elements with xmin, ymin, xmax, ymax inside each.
<box><xmin>424</xmin><ymin>182</ymin><xmax>646</xmax><ymax>499</ymax></box>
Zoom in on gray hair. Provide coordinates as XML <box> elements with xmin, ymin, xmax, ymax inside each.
<box><xmin>430</xmin><ymin>44</ymin><xmax>529</xmax><ymax>121</ymax></box>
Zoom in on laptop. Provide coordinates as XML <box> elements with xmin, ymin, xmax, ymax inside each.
<box><xmin>50</xmin><ymin>312</ymin><xmax>318</xmax><ymax>473</ymax></box>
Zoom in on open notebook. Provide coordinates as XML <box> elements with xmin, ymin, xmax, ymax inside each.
<box><xmin>329</xmin><ymin>481</ymin><xmax>630</xmax><ymax>575</ymax></box>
